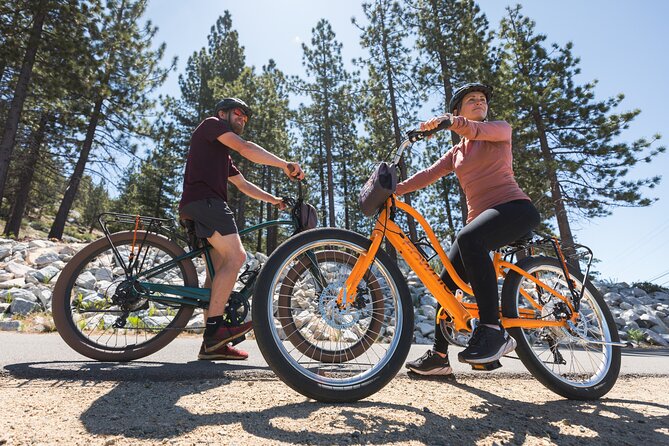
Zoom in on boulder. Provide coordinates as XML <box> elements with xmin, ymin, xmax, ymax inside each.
<box><xmin>619</xmin><ymin>301</ymin><xmax>634</xmax><ymax>310</ymax></box>
<box><xmin>0</xmin><ymin>277</ymin><xmax>25</xmax><ymax>289</ymax></box>
<box><xmin>94</xmin><ymin>268</ymin><xmax>113</xmax><ymax>282</ymax></box>
<box><xmin>2</xmin><ymin>288</ymin><xmax>37</xmax><ymax>302</ymax></box>
<box><xmin>33</xmin><ymin>251</ymin><xmax>60</xmax><ymax>267</ymax></box>
<box><xmin>0</xmin><ymin>320</ymin><xmax>21</xmax><ymax>331</ymax></box>
<box><xmin>643</xmin><ymin>329</ymin><xmax>669</xmax><ymax>347</ymax></box>
<box><xmin>29</xmin><ymin>240</ymin><xmax>54</xmax><ymax>249</ymax></box>
<box><xmin>10</xmin><ymin>297</ymin><xmax>41</xmax><ymax>315</ymax></box>
<box><xmin>416</xmin><ymin>321</ymin><xmax>435</xmax><ymax>336</ymax></box>
<box><xmin>420</xmin><ymin>295</ymin><xmax>438</xmax><ymax>307</ymax></box>
<box><xmin>75</xmin><ymin>271</ymin><xmax>96</xmax><ymax>289</ymax></box>
<box><xmin>0</xmin><ymin>244</ymin><xmax>12</xmax><ymax>260</ymax></box>
<box><xmin>632</xmin><ymin>287</ymin><xmax>647</xmax><ymax>297</ymax></box>
<box><xmin>5</xmin><ymin>261</ymin><xmax>34</xmax><ymax>278</ymax></box>
<box><xmin>419</xmin><ymin>304</ymin><xmax>436</xmax><ymax>320</ymax></box>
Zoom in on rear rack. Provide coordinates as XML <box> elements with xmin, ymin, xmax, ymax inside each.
<box><xmin>97</xmin><ymin>212</ymin><xmax>189</xmax><ymax>277</ymax></box>
<box><xmin>502</xmin><ymin>234</ymin><xmax>594</xmax><ymax>311</ymax></box>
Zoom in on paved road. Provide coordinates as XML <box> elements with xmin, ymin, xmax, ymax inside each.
<box><xmin>1</xmin><ymin>332</ymin><xmax>667</xmax><ymax>381</ymax></box>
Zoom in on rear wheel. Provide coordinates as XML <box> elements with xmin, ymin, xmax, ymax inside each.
<box><xmin>501</xmin><ymin>256</ymin><xmax>621</xmax><ymax>399</ymax></box>
<box><xmin>52</xmin><ymin>231</ymin><xmax>198</xmax><ymax>361</ymax></box>
<box><xmin>253</xmin><ymin>228</ymin><xmax>413</xmax><ymax>402</ymax></box>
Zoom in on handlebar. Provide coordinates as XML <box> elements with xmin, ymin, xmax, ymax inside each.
<box><xmin>406</xmin><ymin>118</ymin><xmax>452</xmax><ymax>142</ymax></box>
<box><xmin>392</xmin><ymin>118</ymin><xmax>452</xmax><ymax>165</ymax></box>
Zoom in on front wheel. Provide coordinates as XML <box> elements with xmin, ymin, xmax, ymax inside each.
<box><xmin>253</xmin><ymin>228</ymin><xmax>414</xmax><ymax>402</ymax></box>
<box><xmin>501</xmin><ymin>256</ymin><xmax>621</xmax><ymax>399</ymax></box>
<box><xmin>52</xmin><ymin>231</ymin><xmax>198</xmax><ymax>361</ymax></box>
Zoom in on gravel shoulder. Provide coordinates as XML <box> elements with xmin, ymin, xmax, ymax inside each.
<box><xmin>1</xmin><ymin>367</ymin><xmax>668</xmax><ymax>445</ymax></box>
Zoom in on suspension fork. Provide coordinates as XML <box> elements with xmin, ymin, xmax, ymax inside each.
<box><xmin>338</xmin><ymin>227</ymin><xmax>385</xmax><ymax>306</ymax></box>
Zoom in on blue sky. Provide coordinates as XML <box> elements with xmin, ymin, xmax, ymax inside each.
<box><xmin>143</xmin><ymin>0</ymin><xmax>669</xmax><ymax>284</ymax></box>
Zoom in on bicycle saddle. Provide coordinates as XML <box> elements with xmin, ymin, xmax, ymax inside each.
<box><xmin>507</xmin><ymin>231</ymin><xmax>535</xmax><ymax>248</ymax></box>
<box><xmin>178</xmin><ymin>216</ymin><xmax>202</xmax><ymax>249</ymax></box>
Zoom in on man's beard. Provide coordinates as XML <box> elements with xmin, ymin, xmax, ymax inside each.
<box><xmin>231</xmin><ymin>121</ymin><xmax>245</xmax><ymax>135</ymax></box>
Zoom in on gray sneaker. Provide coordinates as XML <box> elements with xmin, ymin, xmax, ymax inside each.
<box><xmin>457</xmin><ymin>325</ymin><xmax>517</xmax><ymax>364</ymax></box>
<box><xmin>406</xmin><ymin>350</ymin><xmax>453</xmax><ymax>376</ymax></box>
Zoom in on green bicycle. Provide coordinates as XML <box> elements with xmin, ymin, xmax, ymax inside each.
<box><xmin>52</xmin><ymin>194</ymin><xmax>316</xmax><ymax>361</ymax></box>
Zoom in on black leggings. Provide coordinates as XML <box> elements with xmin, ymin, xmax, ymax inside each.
<box><xmin>433</xmin><ymin>199</ymin><xmax>540</xmax><ymax>353</ymax></box>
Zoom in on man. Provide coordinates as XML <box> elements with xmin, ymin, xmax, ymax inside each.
<box><xmin>179</xmin><ymin>97</ymin><xmax>304</xmax><ymax>360</ymax></box>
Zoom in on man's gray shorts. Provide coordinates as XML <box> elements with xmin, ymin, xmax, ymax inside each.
<box><xmin>180</xmin><ymin>198</ymin><xmax>238</xmax><ymax>239</ymax></box>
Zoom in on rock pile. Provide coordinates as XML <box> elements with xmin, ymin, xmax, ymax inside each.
<box><xmin>1</xmin><ymin>237</ymin><xmax>668</xmax><ymax>347</ymax></box>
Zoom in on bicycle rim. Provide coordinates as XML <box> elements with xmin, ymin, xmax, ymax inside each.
<box><xmin>59</xmin><ymin>235</ymin><xmax>195</xmax><ymax>355</ymax></box>
<box><xmin>265</xmin><ymin>238</ymin><xmax>406</xmax><ymax>388</ymax></box>
<box><xmin>512</xmin><ymin>263</ymin><xmax>615</xmax><ymax>388</ymax></box>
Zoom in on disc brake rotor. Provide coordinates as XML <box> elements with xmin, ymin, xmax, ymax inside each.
<box><xmin>318</xmin><ymin>282</ymin><xmax>361</xmax><ymax>329</ymax></box>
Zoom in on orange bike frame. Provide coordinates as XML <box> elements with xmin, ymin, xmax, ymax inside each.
<box><xmin>342</xmin><ymin>197</ymin><xmax>578</xmax><ymax>333</ymax></box>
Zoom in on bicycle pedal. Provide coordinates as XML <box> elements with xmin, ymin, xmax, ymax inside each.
<box><xmin>470</xmin><ymin>360</ymin><xmax>502</xmax><ymax>371</ymax></box>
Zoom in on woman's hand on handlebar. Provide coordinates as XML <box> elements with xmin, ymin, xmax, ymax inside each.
<box><xmin>420</xmin><ymin>113</ymin><xmax>453</xmax><ymax>133</ymax></box>
<box><xmin>284</xmin><ymin>162</ymin><xmax>305</xmax><ymax>180</ymax></box>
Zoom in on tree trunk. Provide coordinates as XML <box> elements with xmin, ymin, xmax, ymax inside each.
<box><xmin>324</xmin><ymin>108</ymin><xmax>336</xmax><ymax>227</ymax></box>
<box><xmin>49</xmin><ymin>97</ymin><xmax>104</xmax><ymax>239</ymax></box>
<box><xmin>432</xmin><ymin>27</ymin><xmax>469</xmax><ymax>229</ymax></box>
<box><xmin>317</xmin><ymin>131</ymin><xmax>327</xmax><ymax>227</ymax></box>
<box><xmin>3</xmin><ymin>113</ymin><xmax>49</xmax><ymax>237</ymax></box>
<box><xmin>532</xmin><ymin>108</ymin><xmax>578</xmax><ymax>263</ymax></box>
<box><xmin>236</xmin><ymin>158</ymin><xmax>248</xmax><ymax>230</ymax></box>
<box><xmin>341</xmin><ymin>145</ymin><xmax>350</xmax><ymax>230</ymax></box>
<box><xmin>379</xmin><ymin>8</ymin><xmax>417</xmax><ymax>243</ymax></box>
<box><xmin>266</xmin><ymin>170</ymin><xmax>278</xmax><ymax>254</ymax></box>
<box><xmin>0</xmin><ymin>0</ymin><xmax>48</xmax><ymax>204</ymax></box>
<box><xmin>256</xmin><ymin>166</ymin><xmax>267</xmax><ymax>253</ymax></box>
<box><xmin>440</xmin><ymin>177</ymin><xmax>455</xmax><ymax>243</ymax></box>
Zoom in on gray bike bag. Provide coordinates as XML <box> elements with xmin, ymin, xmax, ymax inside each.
<box><xmin>358</xmin><ymin>162</ymin><xmax>398</xmax><ymax>217</ymax></box>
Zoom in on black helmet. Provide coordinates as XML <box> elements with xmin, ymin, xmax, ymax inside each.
<box><xmin>449</xmin><ymin>83</ymin><xmax>492</xmax><ymax>114</ymax></box>
<box><xmin>214</xmin><ymin>97</ymin><xmax>253</xmax><ymax>118</ymax></box>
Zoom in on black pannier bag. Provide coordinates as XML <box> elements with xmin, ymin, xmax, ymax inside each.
<box><xmin>358</xmin><ymin>162</ymin><xmax>398</xmax><ymax>217</ymax></box>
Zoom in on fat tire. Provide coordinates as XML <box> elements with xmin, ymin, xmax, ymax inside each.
<box><xmin>501</xmin><ymin>256</ymin><xmax>621</xmax><ymax>399</ymax></box>
<box><xmin>52</xmin><ymin>231</ymin><xmax>197</xmax><ymax>361</ymax></box>
<box><xmin>253</xmin><ymin>228</ymin><xmax>413</xmax><ymax>402</ymax></box>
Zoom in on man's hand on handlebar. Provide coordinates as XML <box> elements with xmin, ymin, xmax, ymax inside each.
<box><xmin>284</xmin><ymin>162</ymin><xmax>305</xmax><ymax>180</ymax></box>
<box><xmin>271</xmin><ymin>196</ymin><xmax>288</xmax><ymax>211</ymax></box>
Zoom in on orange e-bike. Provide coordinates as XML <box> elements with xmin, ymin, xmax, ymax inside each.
<box><xmin>251</xmin><ymin>121</ymin><xmax>622</xmax><ymax>402</ymax></box>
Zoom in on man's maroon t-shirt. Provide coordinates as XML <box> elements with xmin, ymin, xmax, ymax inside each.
<box><xmin>179</xmin><ymin>117</ymin><xmax>241</xmax><ymax>210</ymax></box>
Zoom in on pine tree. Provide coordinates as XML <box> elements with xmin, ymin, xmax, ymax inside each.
<box><xmin>354</xmin><ymin>0</ymin><xmax>421</xmax><ymax>241</ymax></box>
<box><xmin>412</xmin><ymin>0</ymin><xmax>496</xmax><ymax>227</ymax></box>
<box><xmin>497</xmin><ymin>5</ymin><xmax>665</xmax><ymax>255</ymax></box>
<box><xmin>2</xmin><ymin>0</ymin><xmax>98</xmax><ymax>234</ymax></box>
<box><xmin>0</xmin><ymin>0</ymin><xmax>49</xmax><ymax>205</ymax></box>
<box><xmin>211</xmin><ymin>62</ymin><xmax>295</xmax><ymax>254</ymax></box>
<box><xmin>49</xmin><ymin>0</ymin><xmax>172</xmax><ymax>239</ymax></box>
<box><xmin>175</xmin><ymin>11</ymin><xmax>245</xmax><ymax>131</ymax></box>
<box><xmin>297</xmin><ymin>19</ymin><xmax>358</xmax><ymax>228</ymax></box>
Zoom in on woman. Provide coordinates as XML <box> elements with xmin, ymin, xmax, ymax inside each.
<box><xmin>400</xmin><ymin>83</ymin><xmax>541</xmax><ymax>375</ymax></box>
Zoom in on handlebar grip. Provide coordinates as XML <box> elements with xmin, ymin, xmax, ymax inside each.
<box><xmin>406</xmin><ymin>118</ymin><xmax>452</xmax><ymax>142</ymax></box>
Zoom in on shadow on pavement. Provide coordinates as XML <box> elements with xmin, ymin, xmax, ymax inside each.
<box><xmin>3</xmin><ymin>361</ymin><xmax>668</xmax><ymax>444</ymax></box>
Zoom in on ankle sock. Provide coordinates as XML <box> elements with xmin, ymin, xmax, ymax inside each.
<box><xmin>205</xmin><ymin>316</ymin><xmax>224</xmax><ymax>336</ymax></box>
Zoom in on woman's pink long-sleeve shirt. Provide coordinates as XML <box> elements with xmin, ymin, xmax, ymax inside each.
<box><xmin>397</xmin><ymin>117</ymin><xmax>530</xmax><ymax>223</ymax></box>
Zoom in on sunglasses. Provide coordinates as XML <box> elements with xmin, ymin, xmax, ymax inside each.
<box><xmin>233</xmin><ymin>108</ymin><xmax>248</xmax><ymax>123</ymax></box>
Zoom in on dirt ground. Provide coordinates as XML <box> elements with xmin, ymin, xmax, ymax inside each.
<box><xmin>0</xmin><ymin>369</ymin><xmax>667</xmax><ymax>446</ymax></box>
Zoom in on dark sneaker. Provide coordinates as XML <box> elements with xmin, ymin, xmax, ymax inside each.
<box><xmin>198</xmin><ymin>342</ymin><xmax>249</xmax><ymax>360</ymax></box>
<box><xmin>203</xmin><ymin>320</ymin><xmax>253</xmax><ymax>352</ymax></box>
<box><xmin>405</xmin><ymin>350</ymin><xmax>453</xmax><ymax>376</ymax></box>
<box><xmin>457</xmin><ymin>325</ymin><xmax>517</xmax><ymax>364</ymax></box>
